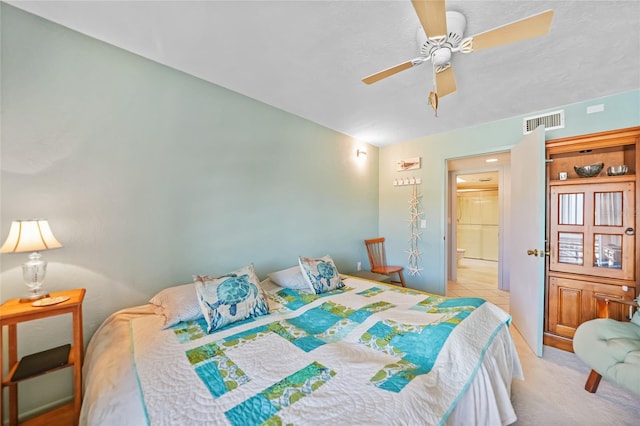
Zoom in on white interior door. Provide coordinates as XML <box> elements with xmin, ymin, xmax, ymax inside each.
<box><xmin>509</xmin><ymin>126</ymin><xmax>546</xmax><ymax>356</ymax></box>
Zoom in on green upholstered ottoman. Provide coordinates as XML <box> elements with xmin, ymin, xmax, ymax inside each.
<box><xmin>573</xmin><ymin>317</ymin><xmax>640</xmax><ymax>396</ymax></box>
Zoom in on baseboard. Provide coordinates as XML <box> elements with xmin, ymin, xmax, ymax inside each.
<box><xmin>543</xmin><ymin>332</ymin><xmax>574</xmax><ymax>352</ymax></box>
<box><xmin>4</xmin><ymin>395</ymin><xmax>74</xmax><ymax>426</ymax></box>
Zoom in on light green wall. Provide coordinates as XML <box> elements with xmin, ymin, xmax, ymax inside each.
<box><xmin>0</xmin><ymin>4</ymin><xmax>378</xmax><ymax>417</ymax></box>
<box><xmin>379</xmin><ymin>89</ymin><xmax>640</xmax><ymax>293</ymax></box>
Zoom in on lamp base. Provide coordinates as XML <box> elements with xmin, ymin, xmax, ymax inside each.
<box><xmin>19</xmin><ymin>292</ymin><xmax>50</xmax><ymax>303</ymax></box>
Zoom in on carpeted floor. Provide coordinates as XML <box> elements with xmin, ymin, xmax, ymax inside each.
<box><xmin>510</xmin><ymin>326</ymin><xmax>639</xmax><ymax>425</ymax></box>
<box><xmin>450</xmin><ymin>259</ymin><xmax>639</xmax><ymax>425</ymax></box>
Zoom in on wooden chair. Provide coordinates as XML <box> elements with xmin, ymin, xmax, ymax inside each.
<box><xmin>364</xmin><ymin>237</ymin><xmax>405</xmax><ymax>287</ymax></box>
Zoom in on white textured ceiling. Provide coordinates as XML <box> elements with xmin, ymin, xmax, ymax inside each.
<box><xmin>8</xmin><ymin>1</ymin><xmax>640</xmax><ymax>146</ymax></box>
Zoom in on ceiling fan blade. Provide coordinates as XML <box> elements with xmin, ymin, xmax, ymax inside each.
<box><xmin>362</xmin><ymin>60</ymin><xmax>417</xmax><ymax>85</ymax></box>
<box><xmin>469</xmin><ymin>9</ymin><xmax>554</xmax><ymax>52</ymax></box>
<box><xmin>412</xmin><ymin>0</ymin><xmax>447</xmax><ymax>39</ymax></box>
<box><xmin>435</xmin><ymin>65</ymin><xmax>456</xmax><ymax>97</ymax></box>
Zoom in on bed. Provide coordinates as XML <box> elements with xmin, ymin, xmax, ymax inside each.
<box><xmin>79</xmin><ymin>269</ymin><xmax>523</xmax><ymax>426</ymax></box>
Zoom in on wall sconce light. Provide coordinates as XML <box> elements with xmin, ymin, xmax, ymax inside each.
<box><xmin>1</xmin><ymin>219</ymin><xmax>63</xmax><ymax>302</ymax></box>
<box><xmin>357</xmin><ymin>148</ymin><xmax>367</xmax><ymax>159</ymax></box>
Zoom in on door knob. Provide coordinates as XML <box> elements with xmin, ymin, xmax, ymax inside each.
<box><xmin>527</xmin><ymin>249</ymin><xmax>539</xmax><ymax>256</ymax></box>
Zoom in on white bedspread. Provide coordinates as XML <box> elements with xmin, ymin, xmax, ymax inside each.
<box><xmin>80</xmin><ymin>277</ymin><xmax>523</xmax><ymax>426</ymax></box>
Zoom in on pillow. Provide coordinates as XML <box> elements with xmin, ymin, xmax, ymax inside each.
<box><xmin>194</xmin><ymin>264</ymin><xmax>270</xmax><ymax>333</ymax></box>
<box><xmin>149</xmin><ymin>283</ymin><xmax>202</xmax><ymax>329</ymax></box>
<box><xmin>298</xmin><ymin>255</ymin><xmax>344</xmax><ymax>294</ymax></box>
<box><xmin>268</xmin><ymin>266</ymin><xmax>314</xmax><ymax>293</ymax></box>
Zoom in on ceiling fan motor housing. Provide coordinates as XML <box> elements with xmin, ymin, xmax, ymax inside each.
<box><xmin>431</xmin><ymin>48</ymin><xmax>452</xmax><ymax>67</ymax></box>
<box><xmin>416</xmin><ymin>10</ymin><xmax>467</xmax><ymax>58</ymax></box>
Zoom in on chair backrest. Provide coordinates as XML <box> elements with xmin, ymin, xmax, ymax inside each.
<box><xmin>365</xmin><ymin>237</ymin><xmax>387</xmax><ymax>269</ymax></box>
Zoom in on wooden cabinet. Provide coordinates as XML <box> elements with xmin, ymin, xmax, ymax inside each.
<box><xmin>544</xmin><ymin>127</ymin><xmax>639</xmax><ymax>352</ymax></box>
<box><xmin>547</xmin><ymin>276</ymin><xmax>634</xmax><ymax>340</ymax></box>
<box><xmin>0</xmin><ymin>289</ymin><xmax>85</xmax><ymax>426</ymax></box>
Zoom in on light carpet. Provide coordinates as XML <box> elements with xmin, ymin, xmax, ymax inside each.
<box><xmin>510</xmin><ymin>326</ymin><xmax>639</xmax><ymax>425</ymax></box>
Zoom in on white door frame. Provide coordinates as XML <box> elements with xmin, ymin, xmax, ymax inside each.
<box><xmin>446</xmin><ymin>155</ymin><xmax>511</xmax><ymax>291</ymax></box>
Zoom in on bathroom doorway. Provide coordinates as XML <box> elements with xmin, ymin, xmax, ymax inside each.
<box><xmin>447</xmin><ymin>152</ymin><xmax>510</xmax><ymax>292</ymax></box>
<box><xmin>456</xmin><ymin>171</ymin><xmax>499</xmax><ymax>287</ymax></box>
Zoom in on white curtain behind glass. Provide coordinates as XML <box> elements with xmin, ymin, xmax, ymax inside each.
<box><xmin>559</xmin><ymin>193</ymin><xmax>584</xmax><ymax>225</ymax></box>
<box><xmin>595</xmin><ymin>192</ymin><xmax>622</xmax><ymax>226</ymax></box>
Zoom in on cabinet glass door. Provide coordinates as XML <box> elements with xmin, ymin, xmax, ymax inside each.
<box><xmin>549</xmin><ymin>181</ymin><xmax>635</xmax><ymax>280</ymax></box>
<box><xmin>559</xmin><ymin>193</ymin><xmax>584</xmax><ymax>225</ymax></box>
<box><xmin>558</xmin><ymin>232</ymin><xmax>583</xmax><ymax>265</ymax></box>
<box><xmin>594</xmin><ymin>191</ymin><xmax>622</xmax><ymax>226</ymax></box>
<box><xmin>594</xmin><ymin>234</ymin><xmax>622</xmax><ymax>269</ymax></box>
<box><xmin>593</xmin><ymin>190</ymin><xmax>624</xmax><ymax>269</ymax></box>
<box><xmin>555</xmin><ymin>192</ymin><xmax>585</xmax><ymax>266</ymax></box>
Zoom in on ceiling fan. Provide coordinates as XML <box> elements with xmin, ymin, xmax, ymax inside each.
<box><xmin>362</xmin><ymin>0</ymin><xmax>554</xmax><ymax>113</ymax></box>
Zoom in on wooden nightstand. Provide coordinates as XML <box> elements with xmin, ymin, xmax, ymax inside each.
<box><xmin>0</xmin><ymin>289</ymin><xmax>85</xmax><ymax>426</ymax></box>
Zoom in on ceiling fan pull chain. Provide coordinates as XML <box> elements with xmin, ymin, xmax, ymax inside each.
<box><xmin>429</xmin><ymin>56</ymin><xmax>439</xmax><ymax>118</ymax></box>
<box><xmin>429</xmin><ymin>91</ymin><xmax>439</xmax><ymax>117</ymax></box>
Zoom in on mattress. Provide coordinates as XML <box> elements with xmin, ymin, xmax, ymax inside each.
<box><xmin>80</xmin><ymin>277</ymin><xmax>523</xmax><ymax>425</ymax></box>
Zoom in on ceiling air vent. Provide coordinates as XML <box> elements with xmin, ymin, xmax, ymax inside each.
<box><xmin>523</xmin><ymin>110</ymin><xmax>565</xmax><ymax>134</ymax></box>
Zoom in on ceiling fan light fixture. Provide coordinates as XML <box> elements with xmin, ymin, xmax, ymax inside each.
<box><xmin>431</xmin><ymin>48</ymin><xmax>452</xmax><ymax>67</ymax></box>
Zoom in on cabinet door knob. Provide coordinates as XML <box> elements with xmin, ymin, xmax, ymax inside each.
<box><xmin>625</xmin><ymin>227</ymin><xmax>635</xmax><ymax>235</ymax></box>
<box><xmin>527</xmin><ymin>249</ymin><xmax>539</xmax><ymax>256</ymax></box>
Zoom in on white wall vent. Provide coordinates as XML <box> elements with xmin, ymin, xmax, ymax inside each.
<box><xmin>523</xmin><ymin>110</ymin><xmax>565</xmax><ymax>134</ymax></box>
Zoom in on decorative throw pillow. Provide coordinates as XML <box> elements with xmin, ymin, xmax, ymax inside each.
<box><xmin>149</xmin><ymin>283</ymin><xmax>202</xmax><ymax>329</ymax></box>
<box><xmin>194</xmin><ymin>264</ymin><xmax>270</xmax><ymax>333</ymax></box>
<box><xmin>298</xmin><ymin>255</ymin><xmax>344</xmax><ymax>294</ymax></box>
<box><xmin>268</xmin><ymin>266</ymin><xmax>315</xmax><ymax>293</ymax></box>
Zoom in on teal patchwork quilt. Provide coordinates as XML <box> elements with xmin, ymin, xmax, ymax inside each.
<box><xmin>131</xmin><ymin>277</ymin><xmax>515</xmax><ymax>425</ymax></box>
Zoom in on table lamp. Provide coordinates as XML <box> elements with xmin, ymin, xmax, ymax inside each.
<box><xmin>1</xmin><ymin>219</ymin><xmax>62</xmax><ymax>302</ymax></box>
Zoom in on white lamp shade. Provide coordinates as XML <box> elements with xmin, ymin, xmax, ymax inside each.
<box><xmin>1</xmin><ymin>220</ymin><xmax>62</xmax><ymax>253</ymax></box>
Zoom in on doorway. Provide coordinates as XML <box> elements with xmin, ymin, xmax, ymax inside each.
<box><xmin>456</xmin><ymin>171</ymin><xmax>499</xmax><ymax>286</ymax></box>
<box><xmin>447</xmin><ymin>152</ymin><xmax>510</xmax><ymax>295</ymax></box>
